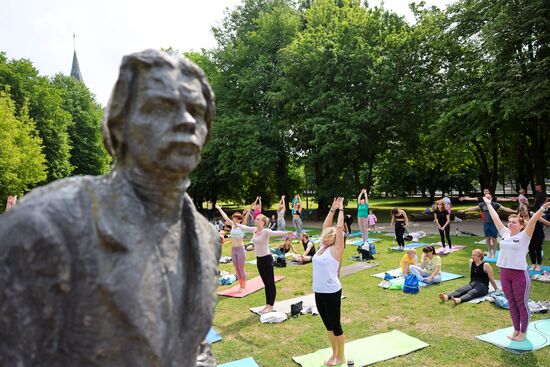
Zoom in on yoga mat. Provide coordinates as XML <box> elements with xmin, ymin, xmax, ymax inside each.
<box><xmin>390</xmin><ymin>242</ymin><xmax>431</xmax><ymax>250</ymax></box>
<box><xmin>435</xmin><ymin>245</ymin><xmax>466</xmax><ymax>255</ymax></box>
<box><xmin>340</xmin><ymin>262</ymin><xmax>379</xmax><ymax>277</ymax></box>
<box><xmin>372</xmin><ymin>268</ymin><xmax>403</xmax><ymax>279</ymax></box>
<box><xmin>349</xmin><ymin>231</ymin><xmax>363</xmax><ymax>237</ymax></box>
<box><xmin>372</xmin><ymin>268</ymin><xmax>463</xmax><ymax>284</ymax></box>
<box><xmin>528</xmin><ymin>265</ymin><xmax>550</xmax><ymax>276</ymax></box>
<box><xmin>206</xmin><ymin>327</ymin><xmax>222</xmax><ymax>343</ymax></box>
<box><xmin>484</xmin><ymin>251</ymin><xmax>500</xmax><ymax>263</ymax></box>
<box><xmin>348</xmin><ymin>238</ymin><xmax>381</xmax><ymax>246</ymax></box>
<box><xmin>476</xmin><ymin>318</ymin><xmax>550</xmax><ymax>354</ymax></box>
<box><xmin>217</xmin><ymin>275</ymin><xmax>285</xmax><ymax>298</ymax></box>
<box><xmin>467</xmin><ymin>280</ymin><xmax>501</xmax><ymax>304</ymax></box>
<box><xmin>219</xmin><ymin>357</ymin><xmax>259</xmax><ymax>367</ymax></box>
<box><xmin>420</xmin><ymin>272</ymin><xmax>463</xmax><ymax>286</ymax></box>
<box><xmin>292</xmin><ymin>330</ymin><xmax>429</xmax><ymax>367</ymax></box>
<box><xmin>250</xmin><ymin>293</ymin><xmax>317</xmax><ymax>315</ymax></box>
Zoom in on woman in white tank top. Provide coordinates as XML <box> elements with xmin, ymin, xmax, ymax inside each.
<box><xmin>312</xmin><ymin>197</ymin><xmax>346</xmax><ymax>366</ymax></box>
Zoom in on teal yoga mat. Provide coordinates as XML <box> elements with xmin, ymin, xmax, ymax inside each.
<box><xmin>349</xmin><ymin>238</ymin><xmax>381</xmax><ymax>246</ymax></box>
<box><xmin>476</xmin><ymin>318</ymin><xmax>550</xmax><ymax>354</ymax></box>
<box><xmin>528</xmin><ymin>265</ymin><xmax>550</xmax><ymax>276</ymax></box>
<box><xmin>206</xmin><ymin>327</ymin><xmax>222</xmax><ymax>343</ymax></box>
<box><xmin>484</xmin><ymin>251</ymin><xmax>500</xmax><ymax>263</ymax></box>
<box><xmin>390</xmin><ymin>242</ymin><xmax>430</xmax><ymax>250</ymax></box>
<box><xmin>219</xmin><ymin>357</ymin><xmax>259</xmax><ymax>367</ymax></box>
<box><xmin>292</xmin><ymin>330</ymin><xmax>429</xmax><ymax>367</ymax></box>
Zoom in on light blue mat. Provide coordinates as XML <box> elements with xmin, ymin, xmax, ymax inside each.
<box><xmin>476</xmin><ymin>318</ymin><xmax>550</xmax><ymax>354</ymax></box>
<box><xmin>390</xmin><ymin>242</ymin><xmax>431</xmax><ymax>250</ymax></box>
<box><xmin>219</xmin><ymin>357</ymin><xmax>259</xmax><ymax>367</ymax></box>
<box><xmin>484</xmin><ymin>251</ymin><xmax>500</xmax><ymax>263</ymax></box>
<box><xmin>419</xmin><ymin>271</ymin><xmax>464</xmax><ymax>286</ymax></box>
<box><xmin>206</xmin><ymin>327</ymin><xmax>222</xmax><ymax>344</ymax></box>
<box><xmin>349</xmin><ymin>238</ymin><xmax>381</xmax><ymax>246</ymax></box>
<box><xmin>528</xmin><ymin>265</ymin><xmax>550</xmax><ymax>276</ymax></box>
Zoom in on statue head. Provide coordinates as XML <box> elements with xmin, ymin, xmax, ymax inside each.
<box><xmin>102</xmin><ymin>49</ymin><xmax>215</xmax><ymax>176</ymax></box>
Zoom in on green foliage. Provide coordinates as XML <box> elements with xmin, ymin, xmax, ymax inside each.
<box><xmin>52</xmin><ymin>74</ymin><xmax>111</xmax><ymax>176</ymax></box>
<box><xmin>0</xmin><ymin>90</ymin><xmax>46</xmax><ymax>208</ymax></box>
<box><xmin>0</xmin><ymin>53</ymin><xmax>73</xmax><ymax>182</ymax></box>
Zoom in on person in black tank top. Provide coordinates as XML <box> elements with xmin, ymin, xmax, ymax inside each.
<box><xmin>391</xmin><ymin>208</ymin><xmax>409</xmax><ymax>249</ymax></box>
<box><xmin>433</xmin><ymin>200</ymin><xmax>452</xmax><ymax>250</ymax></box>
<box><xmin>438</xmin><ymin>249</ymin><xmax>498</xmax><ymax>304</ymax></box>
<box><xmin>293</xmin><ymin>233</ymin><xmax>316</xmax><ymax>264</ymax></box>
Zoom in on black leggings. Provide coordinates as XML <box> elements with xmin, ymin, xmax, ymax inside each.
<box><xmin>256</xmin><ymin>255</ymin><xmax>276</xmax><ymax>306</ymax></box>
<box><xmin>529</xmin><ymin>231</ymin><xmax>544</xmax><ymax>265</ymax></box>
<box><xmin>438</xmin><ymin>226</ymin><xmax>452</xmax><ymax>248</ymax></box>
<box><xmin>448</xmin><ymin>281</ymin><xmax>488</xmax><ymax>302</ymax></box>
<box><xmin>315</xmin><ymin>289</ymin><xmax>343</xmax><ymax>336</ymax></box>
<box><xmin>395</xmin><ymin>222</ymin><xmax>405</xmax><ymax>248</ymax></box>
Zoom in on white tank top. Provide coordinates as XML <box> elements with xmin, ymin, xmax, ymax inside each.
<box><xmin>312</xmin><ymin>247</ymin><xmax>342</xmax><ymax>293</ymax></box>
<box><xmin>230</xmin><ymin>226</ymin><xmax>245</xmax><ymax>238</ymax></box>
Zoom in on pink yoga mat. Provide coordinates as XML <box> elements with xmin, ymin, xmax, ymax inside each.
<box><xmin>217</xmin><ymin>275</ymin><xmax>285</xmax><ymax>298</ymax></box>
<box><xmin>435</xmin><ymin>245</ymin><xmax>466</xmax><ymax>255</ymax></box>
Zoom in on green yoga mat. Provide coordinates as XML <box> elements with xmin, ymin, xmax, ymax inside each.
<box><xmin>476</xmin><ymin>319</ymin><xmax>550</xmax><ymax>354</ymax></box>
<box><xmin>292</xmin><ymin>330</ymin><xmax>429</xmax><ymax>366</ymax></box>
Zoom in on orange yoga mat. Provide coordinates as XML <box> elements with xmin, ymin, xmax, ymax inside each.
<box><xmin>217</xmin><ymin>275</ymin><xmax>285</xmax><ymax>298</ymax></box>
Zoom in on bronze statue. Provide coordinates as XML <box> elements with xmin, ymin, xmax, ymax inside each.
<box><xmin>0</xmin><ymin>49</ymin><xmax>220</xmax><ymax>367</ymax></box>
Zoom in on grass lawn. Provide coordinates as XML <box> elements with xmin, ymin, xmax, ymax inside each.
<box><xmin>212</xmin><ymin>229</ymin><xmax>550</xmax><ymax>367</ymax></box>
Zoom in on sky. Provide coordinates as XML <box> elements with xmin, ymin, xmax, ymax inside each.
<box><xmin>1</xmin><ymin>0</ymin><xmax>453</xmax><ymax>106</ymax></box>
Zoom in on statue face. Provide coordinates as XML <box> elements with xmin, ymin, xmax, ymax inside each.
<box><xmin>125</xmin><ymin>65</ymin><xmax>208</xmax><ymax>175</ymax></box>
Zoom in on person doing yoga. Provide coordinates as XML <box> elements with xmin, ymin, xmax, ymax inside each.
<box><xmin>439</xmin><ymin>249</ymin><xmax>498</xmax><ymax>304</ymax></box>
<box><xmin>250</xmin><ymin>214</ymin><xmax>293</xmax><ymax>314</ymax></box>
<box><xmin>293</xmin><ymin>233</ymin><xmax>316</xmax><ymax>264</ymax></box>
<box><xmin>483</xmin><ymin>196</ymin><xmax>550</xmax><ymax>341</ymax></box>
<box><xmin>357</xmin><ymin>189</ymin><xmax>369</xmax><ymax>242</ymax></box>
<box><xmin>277</xmin><ymin>195</ymin><xmax>286</xmax><ymax>230</ymax></box>
<box><xmin>391</xmin><ymin>208</ymin><xmax>409</xmax><ymax>249</ymax></box>
<box><xmin>293</xmin><ymin>194</ymin><xmax>303</xmax><ymax>236</ymax></box>
<box><xmin>433</xmin><ymin>200</ymin><xmax>452</xmax><ymax>252</ymax></box>
<box><xmin>409</xmin><ymin>246</ymin><xmax>442</xmax><ymax>284</ymax></box>
<box><xmin>313</xmin><ymin>197</ymin><xmax>346</xmax><ymax>366</ymax></box>
<box><xmin>216</xmin><ymin>205</ymin><xmax>253</xmax><ymax>292</ymax></box>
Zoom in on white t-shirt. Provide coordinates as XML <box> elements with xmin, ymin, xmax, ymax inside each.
<box><xmin>497</xmin><ymin>227</ymin><xmax>530</xmax><ymax>270</ymax></box>
<box><xmin>312</xmin><ymin>247</ymin><xmax>342</xmax><ymax>293</ymax></box>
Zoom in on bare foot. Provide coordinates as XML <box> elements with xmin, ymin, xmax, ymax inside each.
<box><xmin>439</xmin><ymin>293</ymin><xmax>448</xmax><ymax>302</ymax></box>
<box><xmin>529</xmin><ymin>264</ymin><xmax>536</xmax><ymax>271</ymax></box>
<box><xmin>535</xmin><ymin>265</ymin><xmax>542</xmax><ymax>271</ymax></box>
<box><xmin>239</xmin><ymin>287</ymin><xmax>246</xmax><ymax>293</ymax></box>
<box><xmin>507</xmin><ymin>330</ymin><xmax>520</xmax><ymax>340</ymax></box>
<box><xmin>451</xmin><ymin>297</ymin><xmax>461</xmax><ymax>305</ymax></box>
<box><xmin>323</xmin><ymin>356</ymin><xmax>336</xmax><ymax>366</ymax></box>
<box><xmin>326</xmin><ymin>357</ymin><xmax>345</xmax><ymax>366</ymax></box>
<box><xmin>512</xmin><ymin>332</ymin><xmax>527</xmax><ymax>342</ymax></box>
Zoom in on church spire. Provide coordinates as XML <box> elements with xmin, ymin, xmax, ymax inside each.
<box><xmin>70</xmin><ymin>33</ymin><xmax>84</xmax><ymax>82</ymax></box>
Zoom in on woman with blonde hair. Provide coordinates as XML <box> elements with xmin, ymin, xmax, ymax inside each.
<box><xmin>439</xmin><ymin>249</ymin><xmax>498</xmax><ymax>304</ymax></box>
<box><xmin>249</xmin><ymin>213</ymin><xmax>293</xmax><ymax>314</ymax></box>
<box><xmin>312</xmin><ymin>197</ymin><xmax>346</xmax><ymax>366</ymax></box>
<box><xmin>484</xmin><ymin>197</ymin><xmax>550</xmax><ymax>341</ymax></box>
<box><xmin>216</xmin><ymin>205</ymin><xmax>253</xmax><ymax>292</ymax></box>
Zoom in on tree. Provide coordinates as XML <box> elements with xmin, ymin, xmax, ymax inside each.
<box><xmin>52</xmin><ymin>74</ymin><xmax>111</xmax><ymax>176</ymax></box>
<box><xmin>0</xmin><ymin>53</ymin><xmax>73</xmax><ymax>182</ymax></box>
<box><xmin>0</xmin><ymin>90</ymin><xmax>47</xmax><ymax>209</ymax></box>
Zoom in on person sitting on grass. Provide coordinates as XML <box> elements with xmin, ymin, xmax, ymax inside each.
<box><xmin>439</xmin><ymin>249</ymin><xmax>498</xmax><ymax>304</ymax></box>
<box><xmin>409</xmin><ymin>246</ymin><xmax>442</xmax><ymax>284</ymax></box>
<box><xmin>293</xmin><ymin>233</ymin><xmax>316</xmax><ymax>264</ymax></box>
<box><xmin>275</xmin><ymin>236</ymin><xmax>298</xmax><ymax>257</ymax></box>
<box><xmin>400</xmin><ymin>249</ymin><xmax>417</xmax><ymax>275</ymax></box>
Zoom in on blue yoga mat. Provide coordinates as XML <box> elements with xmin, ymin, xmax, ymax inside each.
<box><xmin>349</xmin><ymin>238</ymin><xmax>380</xmax><ymax>246</ymax></box>
<box><xmin>206</xmin><ymin>327</ymin><xmax>222</xmax><ymax>344</ymax></box>
<box><xmin>349</xmin><ymin>231</ymin><xmax>363</xmax><ymax>237</ymax></box>
<box><xmin>484</xmin><ymin>251</ymin><xmax>500</xmax><ymax>263</ymax></box>
<box><xmin>476</xmin><ymin>318</ymin><xmax>550</xmax><ymax>354</ymax></box>
<box><xmin>419</xmin><ymin>271</ymin><xmax>464</xmax><ymax>287</ymax></box>
<box><xmin>390</xmin><ymin>242</ymin><xmax>431</xmax><ymax>250</ymax></box>
<box><xmin>219</xmin><ymin>357</ymin><xmax>259</xmax><ymax>367</ymax></box>
<box><xmin>528</xmin><ymin>265</ymin><xmax>550</xmax><ymax>276</ymax></box>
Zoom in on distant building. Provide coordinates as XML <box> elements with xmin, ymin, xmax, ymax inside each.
<box><xmin>70</xmin><ymin>33</ymin><xmax>83</xmax><ymax>82</ymax></box>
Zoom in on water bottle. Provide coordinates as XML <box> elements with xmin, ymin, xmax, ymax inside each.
<box><xmin>347</xmin><ymin>360</ymin><xmax>354</xmax><ymax>367</ymax></box>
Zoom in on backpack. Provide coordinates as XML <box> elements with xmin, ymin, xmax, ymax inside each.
<box><xmin>369</xmin><ymin>243</ymin><xmax>376</xmax><ymax>255</ymax></box>
<box><xmin>403</xmin><ymin>273</ymin><xmax>419</xmax><ymax>294</ymax></box>
<box><xmin>274</xmin><ymin>256</ymin><xmax>287</xmax><ymax>268</ymax></box>
<box><xmin>290</xmin><ymin>301</ymin><xmax>303</xmax><ymax>317</ymax></box>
